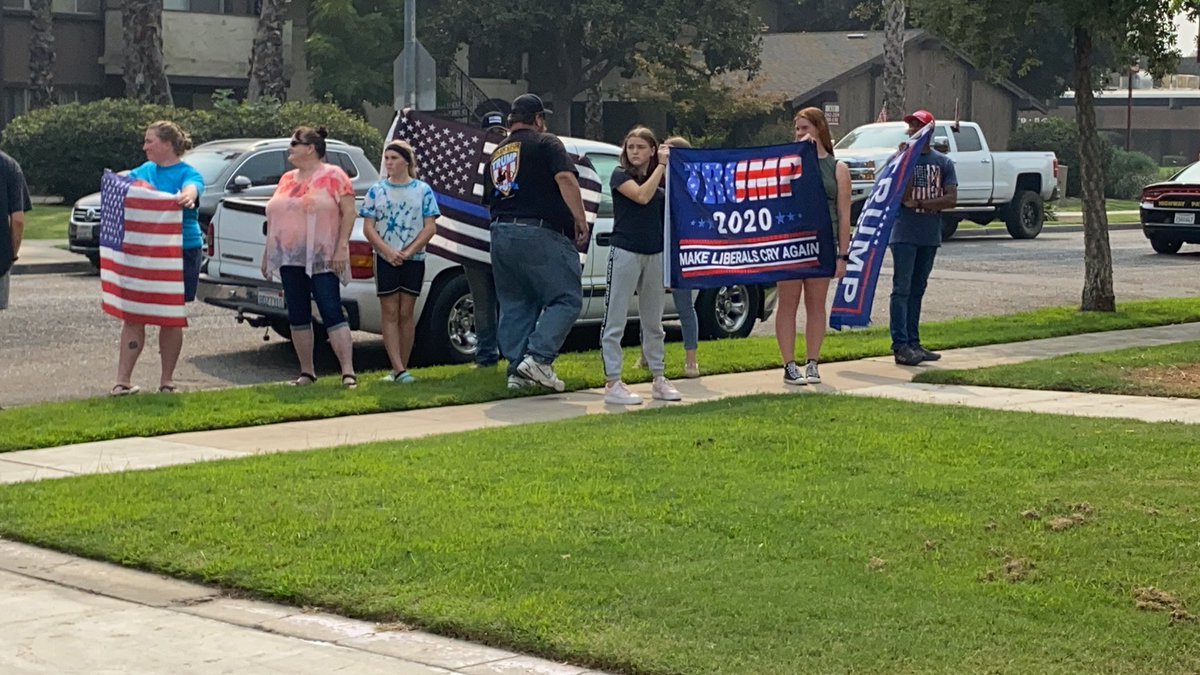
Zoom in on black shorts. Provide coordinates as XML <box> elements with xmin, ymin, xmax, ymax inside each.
<box><xmin>375</xmin><ymin>255</ymin><xmax>425</xmax><ymax>297</ymax></box>
<box><xmin>183</xmin><ymin>247</ymin><xmax>203</xmax><ymax>302</ymax></box>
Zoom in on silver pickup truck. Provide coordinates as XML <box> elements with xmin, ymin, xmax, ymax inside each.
<box><xmin>197</xmin><ymin>136</ymin><xmax>777</xmax><ymax>365</ymax></box>
<box><xmin>835</xmin><ymin>121</ymin><xmax>1060</xmax><ymax>240</ymax></box>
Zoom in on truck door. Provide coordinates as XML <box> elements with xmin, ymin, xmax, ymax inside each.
<box><xmin>948</xmin><ymin>126</ymin><xmax>993</xmax><ymax>204</ymax></box>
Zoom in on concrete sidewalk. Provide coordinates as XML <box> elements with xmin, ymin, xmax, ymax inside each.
<box><xmin>12</xmin><ymin>239</ymin><xmax>93</xmax><ymax>276</ymax></box>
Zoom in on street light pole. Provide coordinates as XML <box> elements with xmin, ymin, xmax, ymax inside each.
<box><xmin>1125</xmin><ymin>63</ymin><xmax>1135</xmax><ymax>151</ymax></box>
<box><xmin>404</xmin><ymin>0</ymin><xmax>417</xmax><ymax>109</ymax></box>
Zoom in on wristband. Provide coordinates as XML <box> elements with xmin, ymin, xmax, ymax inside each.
<box><xmin>838</xmin><ymin>254</ymin><xmax>850</xmax><ymax>261</ymax></box>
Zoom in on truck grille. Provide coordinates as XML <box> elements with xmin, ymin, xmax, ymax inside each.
<box><xmin>72</xmin><ymin>207</ymin><xmax>100</xmax><ymax>223</ymax></box>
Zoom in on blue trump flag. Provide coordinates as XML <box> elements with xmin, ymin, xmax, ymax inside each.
<box><xmin>829</xmin><ymin>123</ymin><xmax>935</xmax><ymax>330</ymax></box>
<box><xmin>665</xmin><ymin>142</ymin><xmax>835</xmax><ymax>288</ymax></box>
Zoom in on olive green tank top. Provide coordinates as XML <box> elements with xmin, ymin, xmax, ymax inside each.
<box><xmin>818</xmin><ymin>154</ymin><xmax>840</xmax><ymax>226</ymax></box>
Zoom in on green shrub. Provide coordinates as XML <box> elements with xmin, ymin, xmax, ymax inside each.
<box><xmin>1105</xmin><ymin>149</ymin><xmax>1159</xmax><ymax>200</ymax></box>
<box><xmin>1</xmin><ymin>95</ymin><xmax>382</xmax><ymax>201</ymax></box>
<box><xmin>1009</xmin><ymin>118</ymin><xmax>1114</xmax><ymax>198</ymax></box>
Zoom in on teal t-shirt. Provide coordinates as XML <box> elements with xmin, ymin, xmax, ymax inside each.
<box><xmin>129</xmin><ymin>161</ymin><xmax>206</xmax><ymax>249</ymax></box>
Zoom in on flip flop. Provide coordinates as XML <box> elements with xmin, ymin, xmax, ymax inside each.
<box><xmin>110</xmin><ymin>384</ymin><xmax>140</xmax><ymax>397</ymax></box>
<box><xmin>290</xmin><ymin>373</ymin><xmax>318</xmax><ymax>386</ymax></box>
<box><xmin>341</xmin><ymin>373</ymin><xmax>358</xmax><ymax>389</ymax></box>
<box><xmin>158</xmin><ymin>384</ymin><xmax>178</xmax><ymax>394</ymax></box>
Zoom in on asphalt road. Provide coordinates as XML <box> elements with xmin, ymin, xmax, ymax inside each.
<box><xmin>2</xmin><ymin>229</ymin><xmax>1198</xmax><ymax>407</ymax></box>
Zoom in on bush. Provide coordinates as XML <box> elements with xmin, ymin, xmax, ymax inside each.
<box><xmin>1009</xmin><ymin>118</ymin><xmax>1108</xmax><ymax>198</ymax></box>
<box><xmin>1</xmin><ymin>95</ymin><xmax>382</xmax><ymax>201</ymax></box>
<box><xmin>1105</xmin><ymin>149</ymin><xmax>1159</xmax><ymax>201</ymax></box>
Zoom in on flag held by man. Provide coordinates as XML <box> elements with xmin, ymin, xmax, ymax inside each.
<box><xmin>98</xmin><ymin>170</ymin><xmax>188</xmax><ymax>327</ymax></box>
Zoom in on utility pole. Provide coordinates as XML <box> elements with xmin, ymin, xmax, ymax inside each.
<box><xmin>1125</xmin><ymin>62</ymin><xmax>1136</xmax><ymax>151</ymax></box>
<box><xmin>404</xmin><ymin>0</ymin><xmax>417</xmax><ymax>109</ymax></box>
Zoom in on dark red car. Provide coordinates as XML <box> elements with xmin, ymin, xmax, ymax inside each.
<box><xmin>1141</xmin><ymin>162</ymin><xmax>1200</xmax><ymax>254</ymax></box>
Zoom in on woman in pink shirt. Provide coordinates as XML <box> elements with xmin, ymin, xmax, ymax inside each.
<box><xmin>261</xmin><ymin>126</ymin><xmax>358</xmax><ymax>387</ymax></box>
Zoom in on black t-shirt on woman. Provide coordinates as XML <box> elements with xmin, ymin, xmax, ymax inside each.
<box><xmin>609</xmin><ymin>167</ymin><xmax>665</xmax><ymax>254</ymax></box>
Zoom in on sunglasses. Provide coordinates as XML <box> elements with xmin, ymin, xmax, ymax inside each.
<box><xmin>290</xmin><ymin>139</ymin><xmax>311</xmax><ymax>147</ymax></box>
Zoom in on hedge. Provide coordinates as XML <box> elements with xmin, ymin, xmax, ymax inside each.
<box><xmin>1009</xmin><ymin>118</ymin><xmax>1159</xmax><ymax>200</ymax></box>
<box><xmin>0</xmin><ymin>95</ymin><xmax>383</xmax><ymax>201</ymax></box>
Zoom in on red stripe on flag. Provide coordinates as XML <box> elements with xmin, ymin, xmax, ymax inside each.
<box><xmin>680</xmin><ymin>231</ymin><xmax>816</xmax><ymax>247</ymax></box>
<box><xmin>124</xmin><ymin>219</ymin><xmax>186</xmax><ymax>236</ymax></box>
<box><xmin>125</xmin><ymin>196</ymin><xmax>184</xmax><ymax>212</ymax></box>
<box><xmin>102</xmin><ymin>259</ymin><xmax>184</xmax><ymax>282</ymax></box>
<box><xmin>101</xmin><ymin>280</ymin><xmax>185</xmax><ymax>307</ymax></box>
<box><xmin>101</xmin><ymin>303</ymin><xmax>188</xmax><ymax>328</ymax></box>
<box><xmin>118</xmin><ymin>242</ymin><xmax>184</xmax><ymax>259</ymax></box>
<box><xmin>682</xmin><ymin>260</ymin><xmax>818</xmax><ymax>278</ymax></box>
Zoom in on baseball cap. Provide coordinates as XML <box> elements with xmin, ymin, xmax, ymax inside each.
<box><xmin>904</xmin><ymin>109</ymin><xmax>935</xmax><ymax>126</ymax></box>
<box><xmin>481</xmin><ymin>111</ymin><xmax>505</xmax><ymax>129</ymax></box>
<box><xmin>512</xmin><ymin>93</ymin><xmax>551</xmax><ymax>116</ymax></box>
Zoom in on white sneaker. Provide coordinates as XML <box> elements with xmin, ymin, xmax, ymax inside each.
<box><xmin>684</xmin><ymin>362</ymin><xmax>701</xmax><ymax>379</ymax></box>
<box><xmin>604</xmin><ymin>381</ymin><xmax>643</xmax><ymax>405</ymax></box>
<box><xmin>651</xmin><ymin>376</ymin><xmax>682</xmax><ymax>401</ymax></box>
<box><xmin>804</xmin><ymin>361</ymin><xmax>821</xmax><ymax>384</ymax></box>
<box><xmin>516</xmin><ymin>356</ymin><xmax>565</xmax><ymax>392</ymax></box>
<box><xmin>507</xmin><ymin>374</ymin><xmax>536</xmax><ymax>390</ymax></box>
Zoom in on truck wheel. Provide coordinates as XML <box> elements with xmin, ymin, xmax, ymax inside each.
<box><xmin>696</xmin><ymin>284</ymin><xmax>759</xmax><ymax>340</ymax></box>
<box><xmin>1150</xmin><ymin>238</ymin><xmax>1183</xmax><ymax>255</ymax></box>
<box><xmin>270</xmin><ymin>319</ymin><xmax>328</xmax><ymax>343</ymax></box>
<box><xmin>941</xmin><ymin>216</ymin><xmax>960</xmax><ymax>241</ymax></box>
<box><xmin>415</xmin><ymin>273</ymin><xmax>476</xmax><ymax>366</ymax></box>
<box><xmin>86</xmin><ymin>252</ymin><xmax>100</xmax><ymax>271</ymax></box>
<box><xmin>1005</xmin><ymin>190</ymin><xmax>1044</xmax><ymax>239</ymax></box>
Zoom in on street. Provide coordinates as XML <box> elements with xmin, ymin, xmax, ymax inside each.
<box><xmin>1</xmin><ymin>228</ymin><xmax>1198</xmax><ymax>407</ymax></box>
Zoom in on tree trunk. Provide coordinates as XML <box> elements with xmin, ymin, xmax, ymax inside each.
<box><xmin>882</xmin><ymin>0</ymin><xmax>906</xmax><ymax>121</ymax></box>
<box><xmin>584</xmin><ymin>83</ymin><xmax>603</xmax><ymax>140</ymax></box>
<box><xmin>1072</xmin><ymin>26</ymin><xmax>1115</xmax><ymax>312</ymax></box>
<box><xmin>123</xmin><ymin>0</ymin><xmax>173</xmax><ymax>105</ymax></box>
<box><xmin>248</xmin><ymin>0</ymin><xmax>290</xmax><ymax>101</ymax></box>
<box><xmin>29</xmin><ymin>0</ymin><xmax>55</xmax><ymax>110</ymax></box>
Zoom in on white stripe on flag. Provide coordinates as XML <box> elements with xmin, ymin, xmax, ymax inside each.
<box><xmin>437</xmin><ymin>215</ymin><xmax>491</xmax><ymax>243</ymax></box>
<box><xmin>124</xmin><ymin>207</ymin><xmax>185</xmax><ymax>224</ymax></box>
<box><xmin>119</xmin><ymin>230</ymin><xmax>184</xmax><ymax>248</ymax></box>
<box><xmin>100</xmin><ymin>248</ymin><xmax>186</xmax><ymax>270</ymax></box>
<box><xmin>100</xmin><ymin>269</ymin><xmax>185</xmax><ymax>295</ymax></box>
<box><xmin>686</xmin><ymin>257</ymin><xmax>818</xmax><ymax>272</ymax></box>
<box><xmin>100</xmin><ymin>292</ymin><xmax>187</xmax><ymax>319</ymax></box>
<box><xmin>428</xmin><ymin>235</ymin><xmax>491</xmax><ymax>264</ymax></box>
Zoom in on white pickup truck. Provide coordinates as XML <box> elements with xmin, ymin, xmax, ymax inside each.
<box><xmin>834</xmin><ymin>121</ymin><xmax>1060</xmax><ymax>240</ymax></box>
<box><xmin>196</xmin><ymin>137</ymin><xmax>777</xmax><ymax>365</ymax></box>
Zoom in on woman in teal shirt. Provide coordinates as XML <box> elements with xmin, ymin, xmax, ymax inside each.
<box><xmin>111</xmin><ymin>120</ymin><xmax>205</xmax><ymax>396</ymax></box>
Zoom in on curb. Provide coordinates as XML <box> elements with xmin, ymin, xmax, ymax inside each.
<box><xmin>953</xmin><ymin>222</ymin><xmax>1141</xmax><ymax>239</ymax></box>
<box><xmin>11</xmin><ymin>260</ymin><xmax>95</xmax><ymax>276</ymax></box>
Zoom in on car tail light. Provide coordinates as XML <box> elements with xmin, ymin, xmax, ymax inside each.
<box><xmin>349</xmin><ymin>241</ymin><xmax>374</xmax><ymax>279</ymax></box>
<box><xmin>205</xmin><ymin>220</ymin><xmax>215</xmax><ymax>257</ymax></box>
<box><xmin>1052</xmin><ymin>158</ymin><xmax>1059</xmax><ymax>179</ymax></box>
<box><xmin>1141</xmin><ymin>187</ymin><xmax>1167</xmax><ymax>203</ymax></box>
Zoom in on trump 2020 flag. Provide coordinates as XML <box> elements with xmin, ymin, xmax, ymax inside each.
<box><xmin>829</xmin><ymin>123</ymin><xmax>934</xmax><ymax>330</ymax></box>
<box><xmin>666</xmin><ymin>142</ymin><xmax>835</xmax><ymax>288</ymax></box>
<box><xmin>99</xmin><ymin>170</ymin><xmax>188</xmax><ymax>327</ymax></box>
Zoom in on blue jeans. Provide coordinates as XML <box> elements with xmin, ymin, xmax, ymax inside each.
<box><xmin>888</xmin><ymin>244</ymin><xmax>938</xmax><ymax>351</ymax></box>
<box><xmin>672</xmin><ymin>288</ymin><xmax>699</xmax><ymax>351</ymax></box>
<box><xmin>279</xmin><ymin>267</ymin><xmax>347</xmax><ymax>332</ymax></box>
<box><xmin>463</xmin><ymin>261</ymin><xmax>500</xmax><ymax>366</ymax></box>
<box><xmin>490</xmin><ymin>221</ymin><xmax>583</xmax><ymax>377</ymax></box>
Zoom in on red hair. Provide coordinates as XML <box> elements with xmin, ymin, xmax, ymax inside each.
<box><xmin>794</xmin><ymin>108</ymin><xmax>835</xmax><ymax>155</ymax></box>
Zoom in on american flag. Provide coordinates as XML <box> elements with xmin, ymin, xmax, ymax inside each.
<box><xmin>99</xmin><ymin>170</ymin><xmax>188</xmax><ymax>327</ymax></box>
<box><xmin>385</xmin><ymin>110</ymin><xmax>602</xmax><ymax>265</ymax></box>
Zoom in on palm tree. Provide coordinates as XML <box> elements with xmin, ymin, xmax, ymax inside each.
<box><xmin>122</xmin><ymin>0</ymin><xmax>173</xmax><ymax>104</ymax></box>
<box><xmin>882</xmin><ymin>0</ymin><xmax>906</xmax><ymax>121</ymax></box>
<box><xmin>249</xmin><ymin>0</ymin><xmax>290</xmax><ymax>101</ymax></box>
<box><xmin>29</xmin><ymin>0</ymin><xmax>55</xmax><ymax>109</ymax></box>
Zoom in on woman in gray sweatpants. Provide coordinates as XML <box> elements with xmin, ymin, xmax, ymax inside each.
<box><xmin>600</xmin><ymin>126</ymin><xmax>682</xmax><ymax>406</ymax></box>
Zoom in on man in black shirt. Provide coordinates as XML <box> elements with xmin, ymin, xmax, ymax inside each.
<box><xmin>484</xmin><ymin>94</ymin><xmax>589</xmax><ymax>391</ymax></box>
<box><xmin>0</xmin><ymin>150</ymin><xmax>32</xmax><ymax>311</ymax></box>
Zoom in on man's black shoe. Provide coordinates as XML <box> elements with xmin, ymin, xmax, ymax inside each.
<box><xmin>917</xmin><ymin>345</ymin><xmax>941</xmax><ymax>362</ymax></box>
<box><xmin>894</xmin><ymin>345</ymin><xmax>924</xmax><ymax>366</ymax></box>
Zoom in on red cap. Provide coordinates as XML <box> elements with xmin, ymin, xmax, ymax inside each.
<box><xmin>904</xmin><ymin>110</ymin><xmax>935</xmax><ymax>126</ymax></box>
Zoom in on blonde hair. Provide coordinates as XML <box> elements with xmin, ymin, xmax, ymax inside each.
<box><xmin>662</xmin><ymin>135</ymin><xmax>692</xmax><ymax>148</ymax></box>
<box><xmin>794</xmin><ymin>107</ymin><xmax>835</xmax><ymax>155</ymax></box>
<box><xmin>619</xmin><ymin>126</ymin><xmax>659</xmax><ymax>178</ymax></box>
<box><xmin>384</xmin><ymin>140</ymin><xmax>420</xmax><ymax>179</ymax></box>
<box><xmin>147</xmin><ymin>120</ymin><xmax>192</xmax><ymax>156</ymax></box>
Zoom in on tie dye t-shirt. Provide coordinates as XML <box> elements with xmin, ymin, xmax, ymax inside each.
<box><xmin>358</xmin><ymin>178</ymin><xmax>440</xmax><ymax>261</ymax></box>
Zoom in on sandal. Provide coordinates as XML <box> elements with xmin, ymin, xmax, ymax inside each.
<box><xmin>110</xmin><ymin>384</ymin><xmax>140</xmax><ymax>397</ymax></box>
<box><xmin>341</xmin><ymin>373</ymin><xmax>358</xmax><ymax>389</ymax></box>
<box><xmin>290</xmin><ymin>373</ymin><xmax>318</xmax><ymax>386</ymax></box>
<box><xmin>158</xmin><ymin>384</ymin><xmax>178</xmax><ymax>394</ymax></box>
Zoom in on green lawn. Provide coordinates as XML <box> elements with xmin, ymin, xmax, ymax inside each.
<box><xmin>1055</xmin><ymin>198</ymin><xmax>1141</xmax><ymax>212</ymax></box>
<box><xmin>1</xmin><ymin>394</ymin><xmax>1197</xmax><ymax>674</ymax></box>
<box><xmin>4</xmin><ymin>298</ymin><xmax>1200</xmax><ymax>453</ymax></box>
<box><xmin>22</xmin><ymin>205</ymin><xmax>71</xmax><ymax>240</ymax></box>
<box><xmin>916</xmin><ymin>341</ymin><xmax>1200</xmax><ymax>399</ymax></box>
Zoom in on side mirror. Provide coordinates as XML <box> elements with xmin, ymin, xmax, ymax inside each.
<box><xmin>228</xmin><ymin>175</ymin><xmax>252</xmax><ymax>192</ymax></box>
<box><xmin>932</xmin><ymin>136</ymin><xmax>951</xmax><ymax>153</ymax></box>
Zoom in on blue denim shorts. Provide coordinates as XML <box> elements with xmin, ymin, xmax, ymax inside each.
<box><xmin>183</xmin><ymin>247</ymin><xmax>202</xmax><ymax>302</ymax></box>
<box><xmin>279</xmin><ymin>266</ymin><xmax>347</xmax><ymax>331</ymax></box>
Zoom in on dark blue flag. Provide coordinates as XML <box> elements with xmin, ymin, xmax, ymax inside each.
<box><xmin>665</xmin><ymin>142</ymin><xmax>836</xmax><ymax>288</ymax></box>
<box><xmin>829</xmin><ymin>123</ymin><xmax>934</xmax><ymax>330</ymax></box>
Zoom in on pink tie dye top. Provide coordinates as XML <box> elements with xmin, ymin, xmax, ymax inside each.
<box><xmin>264</xmin><ymin>164</ymin><xmax>355</xmax><ymax>284</ymax></box>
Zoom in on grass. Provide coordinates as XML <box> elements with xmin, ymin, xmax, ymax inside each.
<box><xmin>23</xmin><ymin>205</ymin><xmax>71</xmax><ymax>240</ymax></box>
<box><xmin>1055</xmin><ymin>198</ymin><xmax>1141</xmax><ymax>212</ymax></box>
<box><xmin>1</xmin><ymin>394</ymin><xmax>1198</xmax><ymax>674</ymax></box>
<box><xmin>4</xmin><ymin>297</ymin><xmax>1200</xmax><ymax>453</ymax></box>
<box><xmin>915</xmin><ymin>341</ymin><xmax>1200</xmax><ymax>399</ymax></box>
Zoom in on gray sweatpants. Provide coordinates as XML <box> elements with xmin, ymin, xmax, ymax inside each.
<box><xmin>601</xmin><ymin>247</ymin><xmax>666</xmax><ymax>380</ymax></box>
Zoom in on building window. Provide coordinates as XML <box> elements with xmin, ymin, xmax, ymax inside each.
<box><xmin>2</xmin><ymin>0</ymin><xmax>101</xmax><ymax>13</ymax></box>
<box><xmin>164</xmin><ymin>0</ymin><xmax>255</xmax><ymax>15</ymax></box>
<box><xmin>2</xmin><ymin>89</ymin><xmax>31</xmax><ymax>128</ymax></box>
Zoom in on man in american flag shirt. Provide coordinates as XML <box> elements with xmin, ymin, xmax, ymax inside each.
<box><xmin>888</xmin><ymin>109</ymin><xmax>957</xmax><ymax>367</ymax></box>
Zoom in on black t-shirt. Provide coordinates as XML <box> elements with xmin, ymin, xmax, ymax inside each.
<box><xmin>0</xmin><ymin>151</ymin><xmax>33</xmax><ymax>277</ymax></box>
<box><xmin>484</xmin><ymin>129</ymin><xmax>577</xmax><ymax>238</ymax></box>
<box><xmin>609</xmin><ymin>167</ymin><xmax>665</xmax><ymax>254</ymax></box>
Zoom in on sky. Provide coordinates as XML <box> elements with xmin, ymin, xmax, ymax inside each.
<box><xmin>1177</xmin><ymin>14</ymin><xmax>1199</xmax><ymax>55</ymax></box>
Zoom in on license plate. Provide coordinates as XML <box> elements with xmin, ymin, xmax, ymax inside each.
<box><xmin>1174</xmin><ymin>212</ymin><xmax>1197</xmax><ymax>225</ymax></box>
<box><xmin>75</xmin><ymin>223</ymin><xmax>95</xmax><ymax>239</ymax></box>
<box><xmin>256</xmin><ymin>288</ymin><xmax>286</xmax><ymax>309</ymax></box>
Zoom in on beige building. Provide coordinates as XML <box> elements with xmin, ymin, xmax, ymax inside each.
<box><xmin>0</xmin><ymin>0</ymin><xmax>309</xmax><ymax>128</ymax></box>
<box><xmin>751</xmin><ymin>30</ymin><xmax>1046</xmax><ymax>150</ymax></box>
<box><xmin>1048</xmin><ymin>88</ymin><xmax>1200</xmax><ymax>163</ymax></box>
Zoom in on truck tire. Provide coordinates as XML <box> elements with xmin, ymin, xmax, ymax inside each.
<box><xmin>415</xmin><ymin>273</ymin><xmax>476</xmax><ymax>366</ymax></box>
<box><xmin>1150</xmin><ymin>238</ymin><xmax>1183</xmax><ymax>255</ymax></box>
<box><xmin>1005</xmin><ymin>190</ymin><xmax>1044</xmax><ymax>239</ymax></box>
<box><xmin>941</xmin><ymin>216</ymin><xmax>960</xmax><ymax>241</ymax></box>
<box><xmin>270</xmin><ymin>319</ymin><xmax>328</xmax><ymax>343</ymax></box>
<box><xmin>696</xmin><ymin>284</ymin><xmax>759</xmax><ymax>340</ymax></box>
